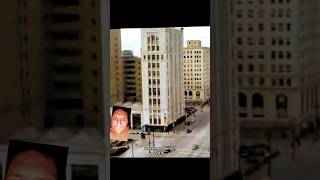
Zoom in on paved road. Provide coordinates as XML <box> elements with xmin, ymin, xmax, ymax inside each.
<box><xmin>243</xmin><ymin>135</ymin><xmax>320</xmax><ymax>180</ymax></box>
<box><xmin>117</xmin><ymin>105</ymin><xmax>210</xmax><ymax>158</ymax></box>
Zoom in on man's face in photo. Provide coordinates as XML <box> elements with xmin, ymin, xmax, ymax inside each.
<box><xmin>5</xmin><ymin>150</ymin><xmax>57</xmax><ymax>180</ymax></box>
<box><xmin>111</xmin><ymin>108</ymin><xmax>129</xmax><ymax>134</ymax></box>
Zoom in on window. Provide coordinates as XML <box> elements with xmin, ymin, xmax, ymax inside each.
<box><xmin>259</xmin><ymin>78</ymin><xmax>265</xmax><ymax>85</ymax></box>
<box><xmin>286</xmin><ymin>65</ymin><xmax>291</xmax><ymax>72</ymax></box>
<box><xmin>279</xmin><ymin>78</ymin><xmax>284</xmax><ymax>86</ymax></box>
<box><xmin>238</xmin><ymin>64</ymin><xmax>243</xmax><ymax>72</ymax></box>
<box><xmin>252</xmin><ymin>93</ymin><xmax>264</xmax><ymax>117</ymax></box>
<box><xmin>248</xmin><ymin>23</ymin><xmax>253</xmax><ymax>31</ymax></box>
<box><xmin>276</xmin><ymin>94</ymin><xmax>288</xmax><ymax>118</ymax></box>
<box><xmin>287</xmin><ymin>79</ymin><xmax>291</xmax><ymax>86</ymax></box>
<box><xmin>259</xmin><ymin>37</ymin><xmax>265</xmax><ymax>45</ymax></box>
<box><xmin>279</xmin><ymin>65</ymin><xmax>284</xmax><ymax>72</ymax></box>
<box><xmin>237</xmin><ymin>10</ymin><xmax>243</xmax><ymax>18</ymax></box>
<box><xmin>237</xmin><ymin>51</ymin><xmax>243</xmax><ymax>59</ymax></box>
<box><xmin>247</xmin><ymin>37</ymin><xmax>253</xmax><ymax>45</ymax></box>
<box><xmin>51</xmin><ymin>14</ymin><xmax>80</xmax><ymax>23</ymax></box>
<box><xmin>248</xmin><ymin>9</ymin><xmax>254</xmax><ymax>18</ymax></box>
<box><xmin>237</xmin><ymin>37</ymin><xmax>243</xmax><ymax>45</ymax></box>
<box><xmin>259</xmin><ymin>64</ymin><xmax>264</xmax><ymax>72</ymax></box>
<box><xmin>249</xmin><ymin>64</ymin><xmax>254</xmax><ymax>72</ymax></box>
<box><xmin>258</xmin><ymin>23</ymin><xmax>264</xmax><ymax>31</ymax></box>
<box><xmin>248</xmin><ymin>77</ymin><xmax>254</xmax><ymax>85</ymax></box>
<box><xmin>287</xmin><ymin>52</ymin><xmax>291</xmax><ymax>59</ymax></box>
<box><xmin>259</xmin><ymin>51</ymin><xmax>265</xmax><ymax>59</ymax></box>
<box><xmin>238</xmin><ymin>93</ymin><xmax>247</xmax><ymax>117</ymax></box>
<box><xmin>271</xmin><ymin>51</ymin><xmax>276</xmax><ymax>59</ymax></box>
<box><xmin>287</xmin><ymin>23</ymin><xmax>291</xmax><ymax>31</ymax></box>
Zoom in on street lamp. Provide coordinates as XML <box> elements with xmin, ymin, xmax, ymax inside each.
<box><xmin>131</xmin><ymin>140</ymin><xmax>135</xmax><ymax>158</ymax></box>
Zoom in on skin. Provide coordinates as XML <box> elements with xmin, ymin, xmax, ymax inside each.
<box><xmin>5</xmin><ymin>150</ymin><xmax>57</xmax><ymax>180</ymax></box>
<box><xmin>110</xmin><ymin>109</ymin><xmax>129</xmax><ymax>141</ymax></box>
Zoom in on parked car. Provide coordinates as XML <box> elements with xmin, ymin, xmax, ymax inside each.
<box><xmin>192</xmin><ymin>144</ymin><xmax>199</xmax><ymax>150</ymax></box>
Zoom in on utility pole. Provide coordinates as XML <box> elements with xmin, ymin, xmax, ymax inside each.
<box><xmin>153</xmin><ymin>127</ymin><xmax>155</xmax><ymax>147</ymax></box>
<box><xmin>148</xmin><ymin>126</ymin><xmax>151</xmax><ymax>153</ymax></box>
<box><xmin>131</xmin><ymin>140</ymin><xmax>134</xmax><ymax>158</ymax></box>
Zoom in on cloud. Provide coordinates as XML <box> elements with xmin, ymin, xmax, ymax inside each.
<box><xmin>120</xmin><ymin>27</ymin><xmax>210</xmax><ymax>57</ymax></box>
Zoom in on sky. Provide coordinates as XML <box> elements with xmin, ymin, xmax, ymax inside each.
<box><xmin>120</xmin><ymin>27</ymin><xmax>210</xmax><ymax>57</ymax></box>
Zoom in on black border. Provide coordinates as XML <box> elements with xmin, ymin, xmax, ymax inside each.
<box><xmin>110</xmin><ymin>0</ymin><xmax>210</xmax><ymax>29</ymax></box>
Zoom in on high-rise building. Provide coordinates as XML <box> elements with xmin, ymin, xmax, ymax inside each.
<box><xmin>0</xmin><ymin>0</ymin><xmax>105</xmax><ymax>141</ymax></box>
<box><xmin>183</xmin><ymin>40</ymin><xmax>210</xmax><ymax>106</ymax></box>
<box><xmin>110</xmin><ymin>29</ymin><xmax>124</xmax><ymax>105</ymax></box>
<box><xmin>141</xmin><ymin>28</ymin><xmax>185</xmax><ymax>128</ymax></box>
<box><xmin>122</xmin><ymin>50</ymin><xmax>142</xmax><ymax>102</ymax></box>
<box><xmin>231</xmin><ymin>0</ymin><xmax>320</xmax><ymax>134</ymax></box>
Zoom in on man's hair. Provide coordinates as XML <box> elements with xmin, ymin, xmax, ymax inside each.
<box><xmin>5</xmin><ymin>140</ymin><xmax>68</xmax><ymax>180</ymax></box>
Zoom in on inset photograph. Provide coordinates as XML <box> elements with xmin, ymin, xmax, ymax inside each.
<box><xmin>109</xmin><ymin>27</ymin><xmax>210</xmax><ymax>158</ymax></box>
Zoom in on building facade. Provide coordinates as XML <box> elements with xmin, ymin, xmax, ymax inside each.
<box><xmin>0</xmin><ymin>0</ymin><xmax>105</xmax><ymax>141</ymax></box>
<box><xmin>231</xmin><ymin>0</ymin><xmax>320</xmax><ymax>133</ymax></box>
<box><xmin>183</xmin><ymin>40</ymin><xmax>210</xmax><ymax>106</ymax></box>
<box><xmin>141</xmin><ymin>28</ymin><xmax>185</xmax><ymax>129</ymax></box>
<box><xmin>110</xmin><ymin>29</ymin><xmax>124</xmax><ymax>105</ymax></box>
<box><xmin>122</xmin><ymin>50</ymin><xmax>142</xmax><ymax>102</ymax></box>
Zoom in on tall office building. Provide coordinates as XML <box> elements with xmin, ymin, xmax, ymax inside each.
<box><xmin>0</xmin><ymin>0</ymin><xmax>105</xmax><ymax>141</ymax></box>
<box><xmin>141</xmin><ymin>28</ymin><xmax>185</xmax><ymax>128</ymax></box>
<box><xmin>183</xmin><ymin>40</ymin><xmax>210</xmax><ymax>106</ymax></box>
<box><xmin>110</xmin><ymin>29</ymin><xmax>124</xmax><ymax>106</ymax></box>
<box><xmin>231</xmin><ymin>0</ymin><xmax>320</xmax><ymax>133</ymax></box>
<box><xmin>122</xmin><ymin>50</ymin><xmax>142</xmax><ymax>102</ymax></box>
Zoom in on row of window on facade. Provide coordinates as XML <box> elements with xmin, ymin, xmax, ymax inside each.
<box><xmin>236</xmin><ymin>0</ymin><xmax>291</xmax><ymax>5</ymax></box>
<box><xmin>184</xmin><ymin>55</ymin><xmax>202</xmax><ymax>59</ymax></box>
<box><xmin>184</xmin><ymin>69</ymin><xmax>202</xmax><ymax>73</ymax></box>
<box><xmin>147</xmin><ymin>35</ymin><xmax>159</xmax><ymax>44</ymax></box>
<box><xmin>238</xmin><ymin>93</ymin><xmax>288</xmax><ymax>118</ymax></box>
<box><xmin>236</xmin><ymin>36</ymin><xmax>291</xmax><ymax>46</ymax></box>
<box><xmin>148</xmin><ymin>79</ymin><xmax>160</xmax><ymax>85</ymax></box>
<box><xmin>148</xmin><ymin>63</ymin><xmax>160</xmax><ymax>68</ymax></box>
<box><xmin>238</xmin><ymin>77</ymin><xmax>292</xmax><ymax>86</ymax></box>
<box><xmin>236</xmin><ymin>9</ymin><xmax>291</xmax><ymax>18</ymax></box>
<box><xmin>184</xmin><ymin>51</ymin><xmax>202</xmax><ymax>54</ymax></box>
<box><xmin>143</xmin><ymin>54</ymin><xmax>164</xmax><ymax>60</ymax></box>
<box><xmin>185</xmin><ymin>91</ymin><xmax>201</xmax><ymax>96</ymax></box>
<box><xmin>235</xmin><ymin>23</ymin><xmax>291</xmax><ymax>32</ymax></box>
<box><xmin>184</xmin><ymin>60</ymin><xmax>202</xmax><ymax>63</ymax></box>
<box><xmin>238</xmin><ymin>64</ymin><xmax>292</xmax><ymax>73</ymax></box>
<box><xmin>185</xmin><ymin>86</ymin><xmax>202</xmax><ymax>90</ymax></box>
<box><xmin>236</xmin><ymin>50</ymin><xmax>292</xmax><ymax>60</ymax></box>
<box><xmin>149</xmin><ymin>98</ymin><xmax>161</xmax><ymax>105</ymax></box>
<box><xmin>184</xmin><ymin>73</ymin><xmax>202</xmax><ymax>76</ymax></box>
<box><xmin>148</xmin><ymin>71</ymin><xmax>160</xmax><ymax>77</ymax></box>
<box><xmin>184</xmin><ymin>77</ymin><xmax>202</xmax><ymax>81</ymax></box>
<box><xmin>149</xmin><ymin>88</ymin><xmax>160</xmax><ymax>96</ymax></box>
<box><xmin>149</xmin><ymin>117</ymin><xmax>162</xmax><ymax>125</ymax></box>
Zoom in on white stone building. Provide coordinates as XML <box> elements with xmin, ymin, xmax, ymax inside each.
<box><xmin>140</xmin><ymin>28</ymin><xmax>185</xmax><ymax>129</ymax></box>
<box><xmin>183</xmin><ymin>40</ymin><xmax>210</xmax><ymax>106</ymax></box>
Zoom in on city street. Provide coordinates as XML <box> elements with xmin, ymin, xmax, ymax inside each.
<box><xmin>115</xmin><ymin>105</ymin><xmax>210</xmax><ymax>158</ymax></box>
<box><xmin>243</xmin><ymin>134</ymin><xmax>320</xmax><ymax>180</ymax></box>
